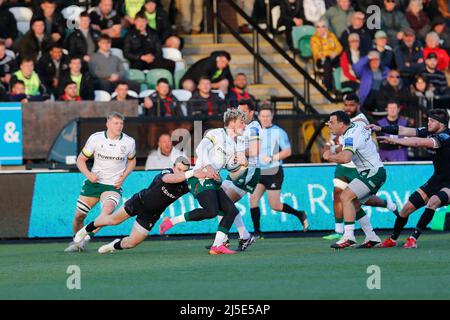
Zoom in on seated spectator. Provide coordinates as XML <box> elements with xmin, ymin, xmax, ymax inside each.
<box><xmin>421</xmin><ymin>53</ymin><xmax>448</xmax><ymax>97</ymax></box>
<box><xmin>89</xmin><ymin>35</ymin><xmax>138</xmax><ymax>93</ymax></box>
<box><xmin>323</xmin><ymin>0</ymin><xmax>353</xmax><ymax>39</ymax></box>
<box><xmin>175</xmin><ymin>0</ymin><xmax>204</xmax><ymax>35</ymax></box>
<box><xmin>58</xmin><ymin>56</ymin><xmax>94</xmax><ymax>100</ymax></box>
<box><xmin>423</xmin><ymin>32</ymin><xmax>449</xmax><ymax>72</ymax></box>
<box><xmin>181</xmin><ymin>51</ymin><xmax>233</xmax><ymax>96</ymax></box>
<box><xmin>123</xmin><ymin>13</ymin><xmax>175</xmax><ymax>73</ymax></box>
<box><xmin>10</xmin><ymin>58</ymin><xmax>48</xmax><ymax>99</ymax></box>
<box><xmin>143</xmin><ymin>78</ymin><xmax>182</xmax><ymax>117</ymax></box>
<box><xmin>59</xmin><ymin>81</ymin><xmax>81</xmax><ymax>101</ymax></box>
<box><xmin>381</xmin><ymin>0</ymin><xmax>410</xmax><ymax>47</ymax></box>
<box><xmin>36</xmin><ymin>44</ymin><xmax>69</xmax><ymax>96</ymax></box>
<box><xmin>111</xmin><ymin>81</ymin><xmax>137</xmax><ymax>101</ymax></box>
<box><xmin>431</xmin><ymin>16</ymin><xmax>450</xmax><ymax>54</ymax></box>
<box><xmin>90</xmin><ymin>0</ymin><xmax>123</xmax><ymax>48</ymax></box>
<box><xmin>188</xmin><ymin>77</ymin><xmax>227</xmax><ymax>116</ymax></box>
<box><xmin>353</xmin><ymin>51</ymin><xmax>390</xmax><ymax>112</ymax></box>
<box><xmin>373</xmin><ymin>30</ymin><xmax>397</xmax><ymax>70</ymax></box>
<box><xmin>145</xmin><ymin>133</ymin><xmax>187</xmax><ymax>170</ymax></box>
<box><xmin>394</xmin><ymin>28</ymin><xmax>424</xmax><ymax>84</ymax></box>
<box><xmin>139</xmin><ymin>0</ymin><xmax>181</xmax><ymax>49</ymax></box>
<box><xmin>0</xmin><ymin>0</ymin><xmax>18</xmax><ymax>49</ymax></box>
<box><xmin>410</xmin><ymin>74</ymin><xmax>435</xmax><ymax>110</ymax></box>
<box><xmin>405</xmin><ymin>0</ymin><xmax>431</xmax><ymax>40</ymax></box>
<box><xmin>14</xmin><ymin>17</ymin><xmax>52</xmax><ymax>62</ymax></box>
<box><xmin>303</xmin><ymin>0</ymin><xmax>326</xmax><ymax>25</ymax></box>
<box><xmin>279</xmin><ymin>0</ymin><xmax>307</xmax><ymax>50</ymax></box>
<box><xmin>376</xmin><ymin>101</ymin><xmax>409</xmax><ymax>162</ymax></box>
<box><xmin>0</xmin><ymin>40</ymin><xmax>18</xmax><ymax>90</ymax></box>
<box><xmin>376</xmin><ymin>69</ymin><xmax>410</xmax><ymax>111</ymax></box>
<box><xmin>226</xmin><ymin>73</ymin><xmax>257</xmax><ymax>109</ymax></box>
<box><xmin>32</xmin><ymin>0</ymin><xmax>66</xmax><ymax>44</ymax></box>
<box><xmin>64</xmin><ymin>12</ymin><xmax>102</xmax><ymax>65</ymax></box>
<box><xmin>340</xmin><ymin>12</ymin><xmax>372</xmax><ymax>56</ymax></box>
<box><xmin>340</xmin><ymin>33</ymin><xmax>361</xmax><ymax>92</ymax></box>
<box><xmin>310</xmin><ymin>19</ymin><xmax>343</xmax><ymax>92</ymax></box>
<box><xmin>8</xmin><ymin>80</ymin><xmax>43</xmax><ymax>102</ymax></box>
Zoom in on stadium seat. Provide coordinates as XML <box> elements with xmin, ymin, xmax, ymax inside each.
<box><xmin>292</xmin><ymin>26</ymin><xmax>315</xmax><ymax>59</ymax></box>
<box><xmin>94</xmin><ymin>90</ymin><xmax>111</xmax><ymax>102</ymax></box>
<box><xmin>139</xmin><ymin>89</ymin><xmax>155</xmax><ymax>98</ymax></box>
<box><xmin>333</xmin><ymin>67</ymin><xmax>353</xmax><ymax>94</ymax></box>
<box><xmin>146</xmin><ymin>69</ymin><xmax>173</xmax><ymax>89</ymax></box>
<box><xmin>174</xmin><ymin>69</ymin><xmax>187</xmax><ymax>89</ymax></box>
<box><xmin>110</xmin><ymin>90</ymin><xmax>138</xmax><ymax>99</ymax></box>
<box><xmin>212</xmin><ymin>89</ymin><xmax>225</xmax><ymax>100</ymax></box>
<box><xmin>110</xmin><ymin>48</ymin><xmax>130</xmax><ymax>73</ymax></box>
<box><xmin>129</xmin><ymin>69</ymin><xmax>146</xmax><ymax>84</ymax></box>
<box><xmin>9</xmin><ymin>7</ymin><xmax>33</xmax><ymax>35</ymax></box>
<box><xmin>172</xmin><ymin>89</ymin><xmax>192</xmax><ymax>102</ymax></box>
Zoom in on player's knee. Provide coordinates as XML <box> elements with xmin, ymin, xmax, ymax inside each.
<box><xmin>340</xmin><ymin>189</ymin><xmax>355</xmax><ymax>203</ymax></box>
<box><xmin>429</xmin><ymin>191</ymin><xmax>449</xmax><ymax>210</ymax></box>
<box><xmin>76</xmin><ymin>199</ymin><xmax>91</xmax><ymax>217</ymax></box>
<box><xmin>408</xmin><ymin>191</ymin><xmax>427</xmax><ymax>211</ymax></box>
<box><xmin>399</xmin><ymin>201</ymin><xmax>416</xmax><ymax>218</ymax></box>
<box><xmin>101</xmin><ymin>195</ymin><xmax>120</xmax><ymax>212</ymax></box>
<box><xmin>269</xmin><ymin>202</ymin><xmax>283</xmax><ymax>212</ymax></box>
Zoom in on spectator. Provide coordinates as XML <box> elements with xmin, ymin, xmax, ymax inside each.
<box><xmin>181</xmin><ymin>51</ymin><xmax>233</xmax><ymax>96</ymax></box>
<box><xmin>64</xmin><ymin>12</ymin><xmax>101</xmax><ymax>64</ymax></box>
<box><xmin>340</xmin><ymin>11</ymin><xmax>372</xmax><ymax>56</ymax></box>
<box><xmin>394</xmin><ymin>27</ymin><xmax>424</xmax><ymax>84</ymax></box>
<box><xmin>90</xmin><ymin>0</ymin><xmax>123</xmax><ymax>48</ymax></box>
<box><xmin>143</xmin><ymin>78</ymin><xmax>182</xmax><ymax>116</ymax></box>
<box><xmin>373</xmin><ymin>30</ymin><xmax>397</xmax><ymax>70</ymax></box>
<box><xmin>111</xmin><ymin>81</ymin><xmax>138</xmax><ymax>101</ymax></box>
<box><xmin>410</xmin><ymin>74</ymin><xmax>434</xmax><ymax>110</ymax></box>
<box><xmin>145</xmin><ymin>133</ymin><xmax>187</xmax><ymax>170</ymax></box>
<box><xmin>7</xmin><ymin>80</ymin><xmax>43</xmax><ymax>102</ymax></box>
<box><xmin>279</xmin><ymin>0</ymin><xmax>306</xmax><ymax>50</ymax></box>
<box><xmin>235</xmin><ymin>0</ymin><xmax>255</xmax><ymax>33</ymax></box>
<box><xmin>422</xmin><ymin>0</ymin><xmax>441</xmax><ymax>21</ymax></box>
<box><xmin>353</xmin><ymin>51</ymin><xmax>390</xmax><ymax>111</ymax></box>
<box><xmin>58</xmin><ymin>56</ymin><xmax>95</xmax><ymax>100</ymax></box>
<box><xmin>421</xmin><ymin>52</ymin><xmax>448</xmax><ymax>97</ymax></box>
<box><xmin>376</xmin><ymin>101</ymin><xmax>409</xmax><ymax>162</ymax></box>
<box><xmin>310</xmin><ymin>19</ymin><xmax>343</xmax><ymax>92</ymax></box>
<box><xmin>14</xmin><ymin>17</ymin><xmax>52</xmax><ymax>62</ymax></box>
<box><xmin>0</xmin><ymin>41</ymin><xmax>18</xmax><ymax>90</ymax></box>
<box><xmin>323</xmin><ymin>0</ymin><xmax>354</xmax><ymax>38</ymax></box>
<box><xmin>303</xmin><ymin>0</ymin><xmax>326</xmax><ymax>25</ymax></box>
<box><xmin>0</xmin><ymin>0</ymin><xmax>18</xmax><ymax>48</ymax></box>
<box><xmin>339</xmin><ymin>33</ymin><xmax>361</xmax><ymax>92</ymax></box>
<box><xmin>405</xmin><ymin>0</ymin><xmax>431</xmax><ymax>40</ymax></box>
<box><xmin>226</xmin><ymin>73</ymin><xmax>257</xmax><ymax>109</ymax></box>
<box><xmin>377</xmin><ymin>69</ymin><xmax>410</xmax><ymax>111</ymax></box>
<box><xmin>423</xmin><ymin>32</ymin><xmax>449</xmax><ymax>72</ymax></box>
<box><xmin>175</xmin><ymin>0</ymin><xmax>203</xmax><ymax>34</ymax></box>
<box><xmin>431</xmin><ymin>16</ymin><xmax>450</xmax><ymax>54</ymax></box>
<box><xmin>123</xmin><ymin>13</ymin><xmax>175</xmax><ymax>73</ymax></box>
<box><xmin>32</xmin><ymin>0</ymin><xmax>66</xmax><ymax>44</ymax></box>
<box><xmin>188</xmin><ymin>76</ymin><xmax>227</xmax><ymax>116</ymax></box>
<box><xmin>36</xmin><ymin>44</ymin><xmax>69</xmax><ymax>96</ymax></box>
<box><xmin>139</xmin><ymin>0</ymin><xmax>181</xmax><ymax>49</ymax></box>
<box><xmin>122</xmin><ymin>0</ymin><xmax>146</xmax><ymax>26</ymax></box>
<box><xmin>59</xmin><ymin>81</ymin><xmax>81</xmax><ymax>101</ymax></box>
<box><xmin>381</xmin><ymin>0</ymin><xmax>410</xmax><ymax>47</ymax></box>
<box><xmin>10</xmin><ymin>58</ymin><xmax>48</xmax><ymax>99</ymax></box>
<box><xmin>437</xmin><ymin>0</ymin><xmax>450</xmax><ymax>19</ymax></box>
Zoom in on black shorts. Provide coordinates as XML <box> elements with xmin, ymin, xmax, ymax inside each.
<box><xmin>124</xmin><ymin>193</ymin><xmax>162</xmax><ymax>232</ymax></box>
<box><xmin>259</xmin><ymin>167</ymin><xmax>284</xmax><ymax>191</ymax></box>
<box><xmin>419</xmin><ymin>175</ymin><xmax>450</xmax><ymax>198</ymax></box>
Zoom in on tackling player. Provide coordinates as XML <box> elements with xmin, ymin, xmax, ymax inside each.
<box><xmin>65</xmin><ymin>112</ymin><xmax>136</xmax><ymax>252</ymax></box>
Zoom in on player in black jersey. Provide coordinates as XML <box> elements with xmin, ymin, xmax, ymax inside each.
<box><xmin>368</xmin><ymin>109</ymin><xmax>450</xmax><ymax>249</ymax></box>
<box><xmin>73</xmin><ymin>157</ymin><xmax>218</xmax><ymax>253</ymax></box>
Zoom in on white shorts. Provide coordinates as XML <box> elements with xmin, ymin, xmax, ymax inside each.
<box><xmin>333</xmin><ymin>178</ymin><xmax>349</xmax><ymax>191</ymax></box>
<box><xmin>348</xmin><ymin>179</ymin><xmax>371</xmax><ymax>204</ymax></box>
<box><xmin>222</xmin><ymin>179</ymin><xmax>247</xmax><ymax>199</ymax></box>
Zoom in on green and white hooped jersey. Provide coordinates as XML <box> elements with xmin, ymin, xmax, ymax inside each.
<box><xmin>342</xmin><ymin>122</ymin><xmax>383</xmax><ymax>176</ymax></box>
<box><xmin>82</xmin><ymin>131</ymin><xmax>136</xmax><ymax>186</ymax></box>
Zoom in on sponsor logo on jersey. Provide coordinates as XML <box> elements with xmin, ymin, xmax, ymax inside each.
<box><xmin>120</xmin><ymin>146</ymin><xmax>127</xmax><ymax>154</ymax></box>
<box><xmin>97</xmin><ymin>153</ymin><xmax>126</xmax><ymax>161</ymax></box>
<box><xmin>344</xmin><ymin>138</ymin><xmax>353</xmax><ymax>147</ymax></box>
<box><xmin>161</xmin><ymin>186</ymin><xmax>177</xmax><ymax>199</ymax></box>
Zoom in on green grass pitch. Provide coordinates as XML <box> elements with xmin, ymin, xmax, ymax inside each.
<box><xmin>1</xmin><ymin>233</ymin><xmax>450</xmax><ymax>300</ymax></box>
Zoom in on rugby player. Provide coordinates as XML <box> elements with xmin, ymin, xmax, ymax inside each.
<box><xmin>324</xmin><ymin>111</ymin><xmax>386</xmax><ymax>249</ymax></box>
<box><xmin>73</xmin><ymin>157</ymin><xmax>217</xmax><ymax>253</ymax></box>
<box><xmin>368</xmin><ymin>109</ymin><xmax>450</xmax><ymax>249</ymax></box>
<box><xmin>65</xmin><ymin>112</ymin><xmax>136</xmax><ymax>252</ymax></box>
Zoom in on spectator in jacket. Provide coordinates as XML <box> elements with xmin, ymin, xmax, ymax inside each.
<box><xmin>423</xmin><ymin>32</ymin><xmax>449</xmax><ymax>72</ymax></box>
<box><xmin>123</xmin><ymin>13</ymin><xmax>175</xmax><ymax>73</ymax></box>
<box><xmin>226</xmin><ymin>73</ymin><xmax>257</xmax><ymax>109</ymax></box>
<box><xmin>340</xmin><ymin>11</ymin><xmax>372</xmax><ymax>56</ymax></box>
<box><xmin>111</xmin><ymin>81</ymin><xmax>137</xmax><ymax>101</ymax></box>
<box><xmin>0</xmin><ymin>41</ymin><xmax>17</xmax><ymax>90</ymax></box>
<box><xmin>310</xmin><ymin>19</ymin><xmax>343</xmax><ymax>92</ymax></box>
<box><xmin>181</xmin><ymin>51</ymin><xmax>233</xmax><ymax>96</ymax></box>
<box><xmin>188</xmin><ymin>76</ymin><xmax>227</xmax><ymax>116</ymax></box>
<box><xmin>32</xmin><ymin>0</ymin><xmax>66</xmax><ymax>44</ymax></box>
<box><xmin>59</xmin><ymin>81</ymin><xmax>82</xmax><ymax>101</ymax></box>
<box><xmin>58</xmin><ymin>56</ymin><xmax>95</xmax><ymax>100</ymax></box>
<box><xmin>36</xmin><ymin>44</ymin><xmax>69</xmax><ymax>96</ymax></box>
<box><xmin>323</xmin><ymin>0</ymin><xmax>354</xmax><ymax>38</ymax></box>
<box><xmin>376</xmin><ymin>69</ymin><xmax>410</xmax><ymax>111</ymax></box>
<box><xmin>410</xmin><ymin>73</ymin><xmax>435</xmax><ymax>110</ymax></box>
<box><xmin>381</xmin><ymin>0</ymin><xmax>410</xmax><ymax>47</ymax></box>
<box><xmin>405</xmin><ymin>0</ymin><xmax>431</xmax><ymax>40</ymax></box>
<box><xmin>279</xmin><ymin>0</ymin><xmax>307</xmax><ymax>50</ymax></box>
<box><xmin>303</xmin><ymin>0</ymin><xmax>326</xmax><ymax>25</ymax></box>
<box><xmin>431</xmin><ymin>16</ymin><xmax>450</xmax><ymax>54</ymax></box>
<box><xmin>90</xmin><ymin>0</ymin><xmax>123</xmax><ymax>48</ymax></box>
<box><xmin>0</xmin><ymin>0</ymin><xmax>18</xmax><ymax>48</ymax></box>
<box><xmin>340</xmin><ymin>33</ymin><xmax>361</xmax><ymax>92</ymax></box>
<box><xmin>8</xmin><ymin>80</ymin><xmax>44</xmax><ymax>102</ymax></box>
<box><xmin>373</xmin><ymin>30</ymin><xmax>397</xmax><ymax>70</ymax></box>
<box><xmin>394</xmin><ymin>27</ymin><xmax>424</xmax><ymax>84</ymax></box>
<box><xmin>421</xmin><ymin>52</ymin><xmax>448</xmax><ymax>96</ymax></box>
<box><xmin>10</xmin><ymin>58</ymin><xmax>48</xmax><ymax>99</ymax></box>
<box><xmin>14</xmin><ymin>17</ymin><xmax>52</xmax><ymax>62</ymax></box>
<box><xmin>143</xmin><ymin>78</ymin><xmax>182</xmax><ymax>116</ymax></box>
<box><xmin>145</xmin><ymin>133</ymin><xmax>187</xmax><ymax>170</ymax></box>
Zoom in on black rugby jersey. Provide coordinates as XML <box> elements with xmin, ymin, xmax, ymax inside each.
<box><xmin>417</xmin><ymin>127</ymin><xmax>450</xmax><ymax>180</ymax></box>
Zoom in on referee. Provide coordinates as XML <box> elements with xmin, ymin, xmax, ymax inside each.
<box><xmin>250</xmin><ymin>106</ymin><xmax>309</xmax><ymax>239</ymax></box>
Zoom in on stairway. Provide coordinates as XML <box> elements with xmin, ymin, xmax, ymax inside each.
<box><xmin>181</xmin><ymin>33</ymin><xmax>342</xmax><ymax>114</ymax></box>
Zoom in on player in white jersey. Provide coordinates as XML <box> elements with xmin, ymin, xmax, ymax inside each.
<box><xmin>160</xmin><ymin>109</ymin><xmax>248</xmax><ymax>254</ymax></box>
<box><xmin>324</xmin><ymin>111</ymin><xmax>387</xmax><ymax>249</ymax></box>
<box><xmin>64</xmin><ymin>112</ymin><xmax>136</xmax><ymax>252</ymax></box>
<box><xmin>323</xmin><ymin>94</ymin><xmax>398</xmax><ymax>241</ymax></box>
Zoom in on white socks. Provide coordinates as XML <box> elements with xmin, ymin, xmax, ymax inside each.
<box><xmin>218</xmin><ymin>214</ymin><xmax>251</xmax><ymax>240</ymax></box>
<box><xmin>357</xmin><ymin>215</ymin><xmax>380</xmax><ymax>241</ymax></box>
<box><xmin>213</xmin><ymin>231</ymin><xmax>228</xmax><ymax>247</ymax></box>
<box><xmin>335</xmin><ymin>222</ymin><xmax>344</xmax><ymax>234</ymax></box>
<box><xmin>343</xmin><ymin>223</ymin><xmax>355</xmax><ymax>241</ymax></box>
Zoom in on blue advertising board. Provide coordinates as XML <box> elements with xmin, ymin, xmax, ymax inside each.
<box><xmin>28</xmin><ymin>163</ymin><xmax>441</xmax><ymax>238</ymax></box>
<box><xmin>0</xmin><ymin>103</ymin><xmax>23</xmax><ymax>165</ymax></box>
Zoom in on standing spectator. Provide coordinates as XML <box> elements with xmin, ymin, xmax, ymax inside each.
<box><xmin>59</xmin><ymin>81</ymin><xmax>82</xmax><ymax>101</ymax></box>
<box><xmin>144</xmin><ymin>78</ymin><xmax>182</xmax><ymax>116</ymax></box>
<box><xmin>323</xmin><ymin>0</ymin><xmax>354</xmax><ymax>38</ymax></box>
<box><xmin>279</xmin><ymin>0</ymin><xmax>306</xmax><ymax>50</ymax></box>
<box><xmin>10</xmin><ymin>58</ymin><xmax>48</xmax><ymax>99</ymax></box>
<box><xmin>90</xmin><ymin>0</ymin><xmax>123</xmax><ymax>48</ymax></box>
<box><xmin>32</xmin><ymin>0</ymin><xmax>66</xmax><ymax>44</ymax></box>
<box><xmin>410</xmin><ymin>74</ymin><xmax>434</xmax><ymax>110</ymax></box>
<box><xmin>14</xmin><ymin>18</ymin><xmax>52</xmax><ymax>62</ymax></box>
<box><xmin>437</xmin><ymin>0</ymin><xmax>450</xmax><ymax>19</ymax></box>
<box><xmin>226</xmin><ymin>73</ymin><xmax>257</xmax><ymax>109</ymax></box>
<box><xmin>376</xmin><ymin>101</ymin><xmax>409</xmax><ymax>162</ymax></box>
<box><xmin>175</xmin><ymin>0</ymin><xmax>203</xmax><ymax>34</ymax></box>
<box><xmin>303</xmin><ymin>0</ymin><xmax>326</xmax><ymax>25</ymax></box>
<box><xmin>377</xmin><ymin>69</ymin><xmax>410</xmax><ymax>111</ymax></box>
<box><xmin>188</xmin><ymin>76</ymin><xmax>227</xmax><ymax>116</ymax></box>
<box><xmin>340</xmin><ymin>33</ymin><xmax>361</xmax><ymax>92</ymax></box>
<box><xmin>373</xmin><ymin>30</ymin><xmax>396</xmax><ymax>70</ymax></box>
<box><xmin>381</xmin><ymin>0</ymin><xmax>410</xmax><ymax>47</ymax></box>
<box><xmin>310</xmin><ymin>19</ymin><xmax>343</xmax><ymax>92</ymax></box>
<box><xmin>58</xmin><ymin>56</ymin><xmax>95</xmax><ymax>100</ymax></box>
<box><xmin>394</xmin><ymin>28</ymin><xmax>424</xmax><ymax>84</ymax></box>
<box><xmin>0</xmin><ymin>41</ymin><xmax>18</xmax><ymax>90</ymax></box>
<box><xmin>180</xmin><ymin>51</ymin><xmax>233</xmax><ymax>96</ymax></box>
<box><xmin>111</xmin><ymin>81</ymin><xmax>137</xmax><ymax>101</ymax></box>
<box><xmin>421</xmin><ymin>53</ymin><xmax>448</xmax><ymax>97</ymax></box>
<box><xmin>235</xmin><ymin>0</ymin><xmax>255</xmax><ymax>33</ymax></box>
<box><xmin>36</xmin><ymin>44</ymin><xmax>69</xmax><ymax>96</ymax></box>
<box><xmin>423</xmin><ymin>32</ymin><xmax>449</xmax><ymax>72</ymax></box>
<box><xmin>405</xmin><ymin>0</ymin><xmax>431</xmax><ymax>40</ymax></box>
<box><xmin>0</xmin><ymin>0</ymin><xmax>18</xmax><ymax>49</ymax></box>
<box><xmin>431</xmin><ymin>16</ymin><xmax>450</xmax><ymax>54</ymax></box>
<box><xmin>145</xmin><ymin>133</ymin><xmax>187</xmax><ymax>170</ymax></box>
<box><xmin>340</xmin><ymin>11</ymin><xmax>372</xmax><ymax>56</ymax></box>
<box><xmin>123</xmin><ymin>13</ymin><xmax>175</xmax><ymax>73</ymax></box>
<box><xmin>122</xmin><ymin>0</ymin><xmax>146</xmax><ymax>26</ymax></box>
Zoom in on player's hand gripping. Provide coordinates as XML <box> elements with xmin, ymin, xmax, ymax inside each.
<box><xmin>88</xmin><ymin>172</ymin><xmax>99</xmax><ymax>183</ymax></box>
<box><xmin>377</xmin><ymin>136</ymin><xmax>398</xmax><ymax>145</ymax></box>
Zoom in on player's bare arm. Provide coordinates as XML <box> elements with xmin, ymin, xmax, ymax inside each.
<box><xmin>76</xmin><ymin>153</ymin><xmax>98</xmax><ymax>183</ymax></box>
<box><xmin>114</xmin><ymin>157</ymin><xmax>136</xmax><ymax>189</ymax></box>
<box><xmin>366</xmin><ymin>124</ymin><xmax>418</xmax><ymax>137</ymax></box>
<box><xmin>323</xmin><ymin>149</ymin><xmax>353</xmax><ymax>164</ymax></box>
<box><xmin>377</xmin><ymin>136</ymin><xmax>437</xmax><ymax>149</ymax></box>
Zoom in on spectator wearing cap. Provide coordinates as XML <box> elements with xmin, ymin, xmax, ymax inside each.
<box><xmin>421</xmin><ymin>53</ymin><xmax>448</xmax><ymax>97</ymax></box>
<box><xmin>394</xmin><ymin>27</ymin><xmax>424</xmax><ymax>84</ymax></box>
<box><xmin>381</xmin><ymin>0</ymin><xmax>411</xmax><ymax>47</ymax></box>
<box><xmin>143</xmin><ymin>78</ymin><xmax>182</xmax><ymax>117</ymax></box>
<box><xmin>376</xmin><ymin>69</ymin><xmax>410</xmax><ymax>111</ymax></box>
<box><xmin>340</xmin><ymin>11</ymin><xmax>372</xmax><ymax>56</ymax></box>
<box><xmin>90</xmin><ymin>0</ymin><xmax>123</xmax><ymax>48</ymax></box>
<box><xmin>226</xmin><ymin>73</ymin><xmax>257</xmax><ymax>109</ymax></box>
<box><xmin>323</xmin><ymin>0</ymin><xmax>354</xmax><ymax>38</ymax></box>
<box><xmin>339</xmin><ymin>33</ymin><xmax>361</xmax><ymax>92</ymax></box>
<box><xmin>36</xmin><ymin>44</ymin><xmax>69</xmax><ymax>96</ymax></box>
<box><xmin>181</xmin><ymin>51</ymin><xmax>234</xmax><ymax>96</ymax></box>
<box><xmin>32</xmin><ymin>0</ymin><xmax>66</xmax><ymax>44</ymax></box>
<box><xmin>58</xmin><ymin>56</ymin><xmax>95</xmax><ymax>100</ymax></box>
<box><xmin>405</xmin><ymin>0</ymin><xmax>431</xmax><ymax>40</ymax></box>
<box><xmin>13</xmin><ymin>18</ymin><xmax>52</xmax><ymax>62</ymax></box>
<box><xmin>10</xmin><ymin>59</ymin><xmax>48</xmax><ymax>100</ymax></box>
<box><xmin>0</xmin><ymin>0</ymin><xmax>18</xmax><ymax>49</ymax></box>
<box><xmin>188</xmin><ymin>76</ymin><xmax>227</xmax><ymax>116</ymax></box>
<box><xmin>373</xmin><ymin>30</ymin><xmax>396</xmax><ymax>70</ymax></box>
<box><xmin>423</xmin><ymin>32</ymin><xmax>449</xmax><ymax>72</ymax></box>
<box><xmin>431</xmin><ymin>16</ymin><xmax>450</xmax><ymax>53</ymax></box>
<box><xmin>0</xmin><ymin>40</ymin><xmax>18</xmax><ymax>90</ymax></box>
<box><xmin>353</xmin><ymin>51</ymin><xmax>390</xmax><ymax>111</ymax></box>
<box><xmin>59</xmin><ymin>81</ymin><xmax>81</xmax><ymax>101</ymax></box>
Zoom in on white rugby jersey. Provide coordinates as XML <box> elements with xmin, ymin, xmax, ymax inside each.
<box><xmin>342</xmin><ymin>121</ymin><xmax>383</xmax><ymax>174</ymax></box>
<box><xmin>82</xmin><ymin>131</ymin><xmax>136</xmax><ymax>185</ymax></box>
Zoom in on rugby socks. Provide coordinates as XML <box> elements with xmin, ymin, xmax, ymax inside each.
<box><xmin>250</xmin><ymin>207</ymin><xmax>261</xmax><ymax>233</ymax></box>
<box><xmin>411</xmin><ymin>208</ymin><xmax>435</xmax><ymax>240</ymax></box>
<box><xmin>335</xmin><ymin>218</ymin><xmax>344</xmax><ymax>234</ymax></box>
<box><xmin>343</xmin><ymin>222</ymin><xmax>356</xmax><ymax>241</ymax></box>
<box><xmin>212</xmin><ymin>231</ymin><xmax>228</xmax><ymax>247</ymax></box>
<box><xmin>234</xmin><ymin>214</ymin><xmax>251</xmax><ymax>240</ymax></box>
<box><xmin>171</xmin><ymin>214</ymin><xmax>187</xmax><ymax>225</ymax></box>
<box><xmin>357</xmin><ymin>214</ymin><xmax>379</xmax><ymax>242</ymax></box>
<box><xmin>113</xmin><ymin>239</ymin><xmax>124</xmax><ymax>250</ymax></box>
<box><xmin>391</xmin><ymin>216</ymin><xmax>408</xmax><ymax>240</ymax></box>
<box><xmin>85</xmin><ymin>221</ymin><xmax>97</xmax><ymax>233</ymax></box>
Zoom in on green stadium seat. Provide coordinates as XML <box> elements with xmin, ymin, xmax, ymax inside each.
<box><xmin>174</xmin><ymin>69</ymin><xmax>187</xmax><ymax>89</ymax></box>
<box><xmin>333</xmin><ymin>67</ymin><xmax>353</xmax><ymax>93</ymax></box>
<box><xmin>129</xmin><ymin>69</ymin><xmax>146</xmax><ymax>83</ymax></box>
<box><xmin>146</xmin><ymin>69</ymin><xmax>174</xmax><ymax>89</ymax></box>
<box><xmin>292</xmin><ymin>26</ymin><xmax>315</xmax><ymax>59</ymax></box>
